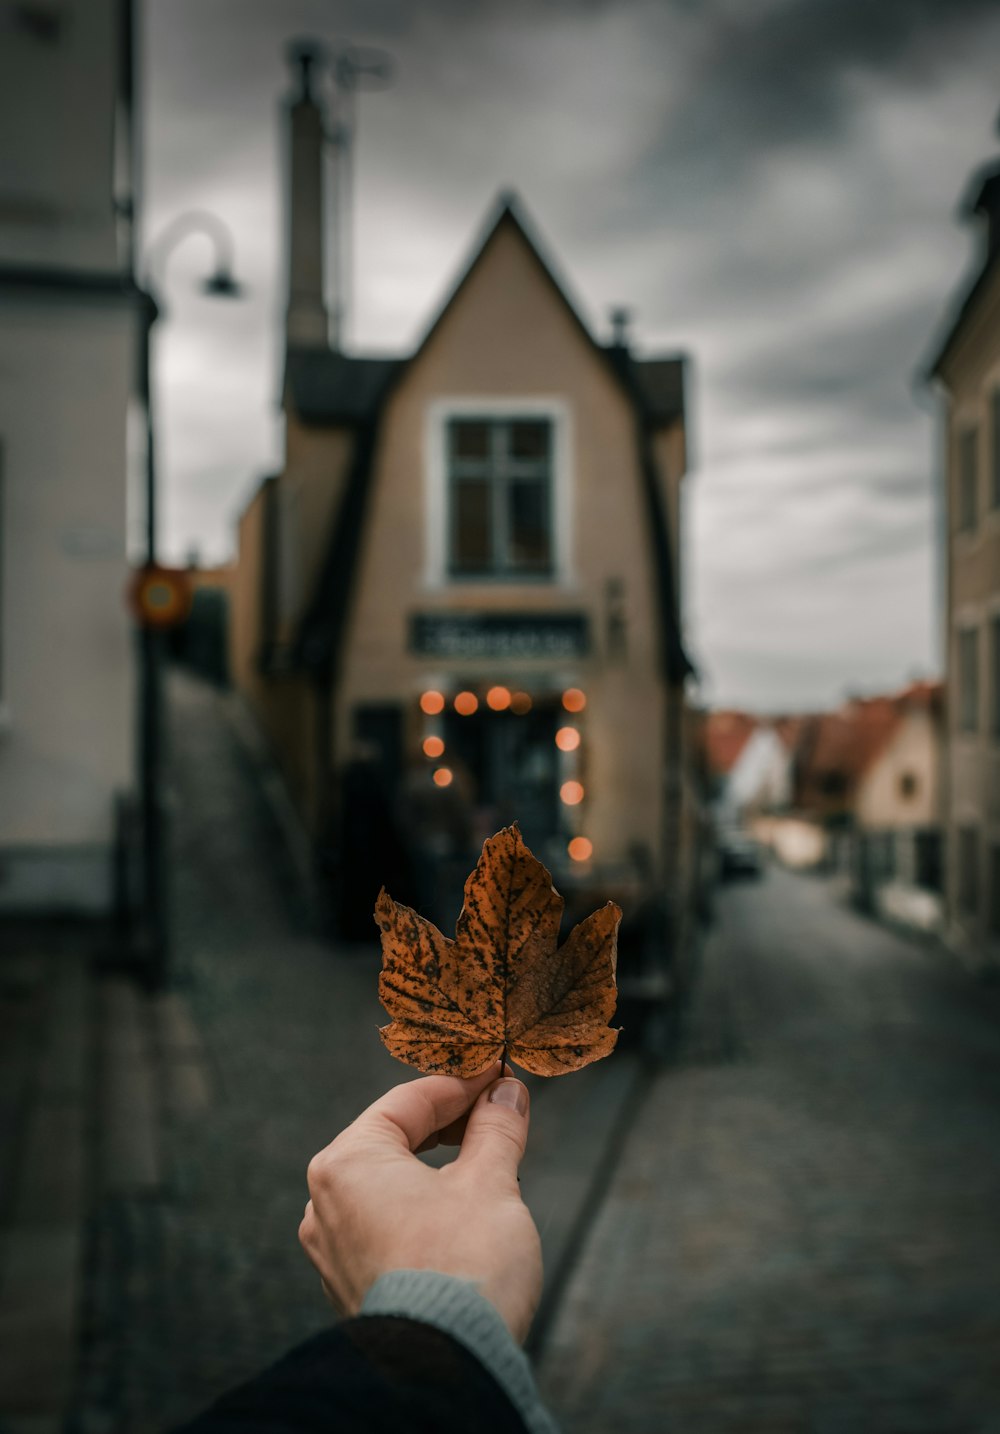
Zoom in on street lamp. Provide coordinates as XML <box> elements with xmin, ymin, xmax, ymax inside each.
<box><xmin>136</xmin><ymin>211</ymin><xmax>244</xmax><ymax>987</ymax></box>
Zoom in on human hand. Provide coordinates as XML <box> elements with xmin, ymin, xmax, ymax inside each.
<box><xmin>299</xmin><ymin>1064</ymin><xmax>542</xmax><ymax>1343</ymax></box>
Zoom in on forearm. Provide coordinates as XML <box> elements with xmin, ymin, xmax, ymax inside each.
<box><xmin>169</xmin><ymin>1275</ymin><xmax>557</xmax><ymax>1434</ymax></box>
<box><xmin>360</xmin><ymin>1270</ymin><xmax>558</xmax><ymax>1433</ymax></box>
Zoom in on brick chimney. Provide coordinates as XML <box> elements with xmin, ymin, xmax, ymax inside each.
<box><xmin>285</xmin><ymin>40</ymin><xmax>329</xmax><ymax>348</ymax></box>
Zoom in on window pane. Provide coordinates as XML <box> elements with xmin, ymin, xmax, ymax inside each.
<box><xmin>451</xmin><ymin>479</ymin><xmax>491</xmax><ymax>571</ymax></box>
<box><xmin>993</xmin><ymin>616</ymin><xmax>1000</xmax><ymax>739</ymax></box>
<box><xmin>959</xmin><ymin>427</ymin><xmax>977</xmax><ymax>532</ymax></box>
<box><xmin>451</xmin><ymin>420</ymin><xmax>490</xmax><ymax>462</ymax></box>
<box><xmin>959</xmin><ymin>627</ymin><xmax>979</xmax><ymax>732</ymax></box>
<box><xmin>958</xmin><ymin>826</ymin><xmax>978</xmax><ymax>914</ymax></box>
<box><xmin>507</xmin><ymin>480</ymin><xmax>551</xmax><ymax>571</ymax></box>
<box><xmin>509</xmin><ymin>421</ymin><xmax>550</xmax><ymax>462</ymax></box>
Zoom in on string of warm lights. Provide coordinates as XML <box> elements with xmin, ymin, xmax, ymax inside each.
<box><xmin>416</xmin><ymin>685</ymin><xmax>593</xmax><ymax>864</ymax></box>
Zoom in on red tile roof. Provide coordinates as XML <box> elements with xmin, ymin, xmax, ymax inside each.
<box><xmin>702</xmin><ymin>711</ymin><xmax>758</xmax><ymax>776</ymax></box>
<box><xmin>704</xmin><ymin>679</ymin><xmax>943</xmax><ymax>814</ymax></box>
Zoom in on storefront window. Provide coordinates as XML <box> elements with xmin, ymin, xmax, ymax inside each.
<box><xmin>447</xmin><ymin>417</ymin><xmax>553</xmax><ymax>578</ymax></box>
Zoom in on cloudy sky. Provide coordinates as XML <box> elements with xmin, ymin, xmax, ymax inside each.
<box><xmin>143</xmin><ymin>0</ymin><xmax>1000</xmax><ymax>711</ymax></box>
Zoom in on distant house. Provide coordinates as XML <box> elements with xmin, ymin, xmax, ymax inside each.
<box><xmin>926</xmin><ymin>131</ymin><xmax>1000</xmax><ymax>971</ymax></box>
<box><xmin>231</xmin><ymin>51</ymin><xmax>695</xmax><ymax>961</ymax></box>
<box><xmin>702</xmin><ymin>712</ymin><xmax>792</xmax><ymax>816</ymax></box>
<box><xmin>0</xmin><ymin>1</ymin><xmax>144</xmax><ymax>914</ymax></box>
<box><xmin>785</xmin><ymin>683</ymin><xmax>944</xmax><ymax>926</ymax></box>
<box><xmin>706</xmin><ymin>686</ymin><xmax>945</xmax><ymax>924</ymax></box>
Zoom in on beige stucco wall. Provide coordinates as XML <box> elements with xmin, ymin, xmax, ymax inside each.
<box><xmin>854</xmin><ymin>708</ymin><xmax>942</xmax><ymax>831</ymax></box>
<box><xmin>936</xmin><ymin>255</ymin><xmax>1000</xmax><ymax>965</ymax></box>
<box><xmin>230</xmin><ymin>477</ymin><xmax>322</xmax><ymax>823</ymax></box>
<box><xmin>336</xmin><ymin>219</ymin><xmax>672</xmax><ymax>872</ymax></box>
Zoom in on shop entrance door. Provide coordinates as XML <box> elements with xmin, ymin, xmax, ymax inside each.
<box><xmin>443</xmin><ymin>702</ymin><xmax>560</xmax><ymax>854</ymax></box>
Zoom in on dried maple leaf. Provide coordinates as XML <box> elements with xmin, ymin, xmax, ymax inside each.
<box><xmin>375</xmin><ymin>823</ymin><xmax>621</xmax><ymax>1077</ymax></box>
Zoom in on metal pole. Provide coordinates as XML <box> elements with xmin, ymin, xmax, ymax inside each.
<box><xmin>140</xmin><ymin>294</ymin><xmax>168</xmax><ymax>987</ymax></box>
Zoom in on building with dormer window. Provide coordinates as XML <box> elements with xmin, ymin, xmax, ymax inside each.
<box><xmin>231</xmin><ymin>52</ymin><xmax>696</xmax><ymax>972</ymax></box>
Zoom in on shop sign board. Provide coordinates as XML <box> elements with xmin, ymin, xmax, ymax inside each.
<box><xmin>410</xmin><ymin>612</ymin><xmax>590</xmax><ymax>661</ymax></box>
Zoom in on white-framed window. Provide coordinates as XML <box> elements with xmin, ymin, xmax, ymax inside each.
<box><xmin>991</xmin><ymin>611</ymin><xmax>1000</xmax><ymax>741</ymax></box>
<box><xmin>424</xmin><ymin>399</ymin><xmax>571</xmax><ymax>587</ymax></box>
<box><xmin>991</xmin><ymin>386</ymin><xmax>1000</xmax><ymax>512</ymax></box>
<box><xmin>957</xmin><ymin>624</ymin><xmax>979</xmax><ymax>733</ymax></box>
<box><xmin>958</xmin><ymin>824</ymin><xmax>979</xmax><ymax>915</ymax></box>
<box><xmin>958</xmin><ymin>424</ymin><xmax>978</xmax><ymax>534</ymax></box>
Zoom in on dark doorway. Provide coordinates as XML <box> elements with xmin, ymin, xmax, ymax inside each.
<box><xmin>335</xmin><ymin>703</ymin><xmax>414</xmax><ymax>939</ymax></box>
<box><xmin>442</xmin><ymin>701</ymin><xmax>559</xmax><ymax>852</ymax></box>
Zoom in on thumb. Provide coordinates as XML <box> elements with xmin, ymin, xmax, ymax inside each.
<box><xmin>456</xmin><ymin>1076</ymin><xmax>530</xmax><ymax>1186</ymax></box>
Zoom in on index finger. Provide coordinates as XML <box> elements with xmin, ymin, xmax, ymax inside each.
<box><xmin>349</xmin><ymin>1063</ymin><xmax>503</xmax><ymax>1154</ymax></box>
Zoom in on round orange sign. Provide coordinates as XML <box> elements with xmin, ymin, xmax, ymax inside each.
<box><xmin>127</xmin><ymin>565</ymin><xmax>193</xmax><ymax>629</ymax></box>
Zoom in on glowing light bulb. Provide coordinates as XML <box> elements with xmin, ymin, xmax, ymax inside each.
<box><xmin>454</xmin><ymin>691</ymin><xmax>479</xmax><ymax>716</ymax></box>
<box><xmin>422</xmin><ymin>735</ymin><xmax>445</xmax><ymax>759</ymax></box>
<box><xmin>562</xmin><ymin>688</ymin><xmax>586</xmax><ymax>713</ymax></box>
<box><xmin>420</xmin><ymin>690</ymin><xmax>445</xmax><ymax>715</ymax></box>
<box><xmin>555</xmin><ymin>726</ymin><xmax>581</xmax><ymax>752</ymax></box>
<box><xmin>560</xmin><ymin>780</ymin><xmax>584</xmax><ymax>806</ymax></box>
<box><xmin>486</xmin><ymin>686</ymin><xmax>511</xmax><ymax>711</ymax></box>
<box><xmin>568</xmin><ymin>836</ymin><xmax>593</xmax><ymax>862</ymax></box>
<box><xmin>433</xmin><ymin>767</ymin><xmax>453</xmax><ymax>788</ymax></box>
<box><xmin>510</xmin><ymin>691</ymin><xmax>532</xmax><ymax>715</ymax></box>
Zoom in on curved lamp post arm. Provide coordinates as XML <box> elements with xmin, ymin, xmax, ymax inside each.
<box><xmin>144</xmin><ymin>209</ymin><xmax>242</xmax><ymax>298</ymax></box>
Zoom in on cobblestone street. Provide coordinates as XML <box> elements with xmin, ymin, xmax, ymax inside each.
<box><xmin>70</xmin><ymin>672</ymin><xmax>638</xmax><ymax>1433</ymax></box>
<box><xmin>73</xmin><ymin>675</ymin><xmax>405</xmax><ymax>1431</ymax></box>
<box><xmin>540</xmin><ymin>866</ymin><xmax>1000</xmax><ymax>1433</ymax></box>
<box><xmin>15</xmin><ymin>669</ymin><xmax>999</xmax><ymax>1433</ymax></box>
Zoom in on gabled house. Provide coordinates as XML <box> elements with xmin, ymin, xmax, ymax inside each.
<box><xmin>780</xmin><ymin>683</ymin><xmax>944</xmax><ymax>925</ymax></box>
<box><xmin>702</xmin><ymin>711</ymin><xmax>793</xmax><ymax>817</ymax></box>
<box><xmin>230</xmin><ymin>52</ymin><xmax>693</xmax><ymax>949</ymax></box>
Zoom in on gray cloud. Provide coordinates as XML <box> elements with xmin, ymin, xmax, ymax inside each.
<box><xmin>145</xmin><ymin>0</ymin><xmax>996</xmax><ymax>707</ymax></box>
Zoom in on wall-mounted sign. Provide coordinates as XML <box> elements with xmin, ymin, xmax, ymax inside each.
<box><xmin>410</xmin><ymin>612</ymin><xmax>590</xmax><ymax>661</ymax></box>
<box><xmin>127</xmin><ymin>564</ymin><xmax>193</xmax><ymax>630</ymax></box>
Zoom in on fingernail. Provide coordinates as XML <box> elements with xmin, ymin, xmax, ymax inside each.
<box><xmin>489</xmin><ymin>1078</ymin><xmax>528</xmax><ymax>1116</ymax></box>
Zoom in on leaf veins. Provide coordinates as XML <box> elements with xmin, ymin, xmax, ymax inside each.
<box><xmin>375</xmin><ymin>823</ymin><xmax>621</xmax><ymax>1077</ymax></box>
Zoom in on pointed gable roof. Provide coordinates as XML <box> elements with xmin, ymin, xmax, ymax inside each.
<box><xmin>292</xmin><ymin>190</ymin><xmax>691</xmax><ymax>681</ymax></box>
<box><xmin>416</xmin><ymin>193</ymin><xmax>687</xmax><ymax>428</ymax></box>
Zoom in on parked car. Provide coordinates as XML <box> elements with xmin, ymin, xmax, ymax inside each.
<box><xmin>718</xmin><ymin>825</ymin><xmax>764</xmax><ymax>880</ymax></box>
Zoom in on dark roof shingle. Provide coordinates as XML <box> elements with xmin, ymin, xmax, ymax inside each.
<box><xmin>284</xmin><ymin>349</ymin><xmax>401</xmax><ymax>424</ymax></box>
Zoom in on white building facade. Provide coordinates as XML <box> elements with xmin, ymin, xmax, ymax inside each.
<box><xmin>0</xmin><ymin>0</ymin><xmax>143</xmax><ymax>912</ymax></box>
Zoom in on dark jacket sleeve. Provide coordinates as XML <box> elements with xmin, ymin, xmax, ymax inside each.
<box><xmin>169</xmin><ymin>1316</ymin><xmax>530</xmax><ymax>1434</ymax></box>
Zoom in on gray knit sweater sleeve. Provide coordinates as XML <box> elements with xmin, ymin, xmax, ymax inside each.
<box><xmin>359</xmin><ymin>1270</ymin><xmax>559</xmax><ymax>1434</ymax></box>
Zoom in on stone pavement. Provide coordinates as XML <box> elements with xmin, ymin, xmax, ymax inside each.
<box><xmin>11</xmin><ymin>671</ymin><xmax>997</xmax><ymax>1434</ymax></box>
<box><xmin>539</xmin><ymin>866</ymin><xmax>1000</xmax><ymax>1433</ymax></box>
<box><xmin>0</xmin><ymin>926</ymin><xmax>95</xmax><ymax>1434</ymax></box>
<box><xmin>59</xmin><ymin>671</ymin><xmax>640</xmax><ymax>1433</ymax></box>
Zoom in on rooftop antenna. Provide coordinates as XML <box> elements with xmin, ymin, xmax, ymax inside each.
<box><xmin>327</xmin><ymin>43</ymin><xmax>393</xmax><ymax>351</ymax></box>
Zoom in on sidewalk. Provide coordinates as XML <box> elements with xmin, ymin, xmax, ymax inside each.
<box><xmin>0</xmin><ymin>926</ymin><xmax>93</xmax><ymax>1434</ymax></box>
<box><xmin>0</xmin><ymin>920</ymin><xmax>215</xmax><ymax>1434</ymax></box>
